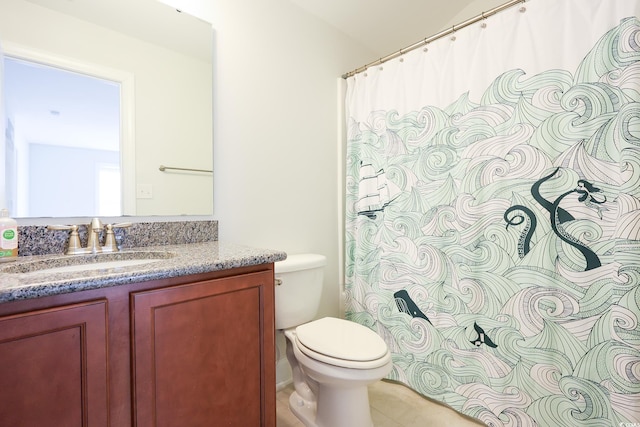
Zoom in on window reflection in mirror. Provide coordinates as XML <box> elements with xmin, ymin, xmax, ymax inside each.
<box><xmin>4</xmin><ymin>56</ymin><xmax>122</xmax><ymax>217</ymax></box>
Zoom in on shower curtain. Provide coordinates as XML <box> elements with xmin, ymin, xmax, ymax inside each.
<box><xmin>344</xmin><ymin>0</ymin><xmax>640</xmax><ymax>425</ymax></box>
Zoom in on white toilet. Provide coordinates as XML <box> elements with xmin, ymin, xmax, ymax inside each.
<box><xmin>275</xmin><ymin>254</ymin><xmax>392</xmax><ymax>427</ymax></box>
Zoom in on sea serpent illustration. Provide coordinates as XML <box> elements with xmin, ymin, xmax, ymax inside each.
<box><xmin>504</xmin><ymin>167</ymin><xmax>602</xmax><ymax>271</ymax></box>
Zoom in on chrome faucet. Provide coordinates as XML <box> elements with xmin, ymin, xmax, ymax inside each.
<box><xmin>48</xmin><ymin>218</ymin><xmax>132</xmax><ymax>255</ymax></box>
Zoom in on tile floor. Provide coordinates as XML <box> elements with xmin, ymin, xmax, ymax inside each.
<box><xmin>276</xmin><ymin>379</ymin><xmax>485</xmax><ymax>427</ymax></box>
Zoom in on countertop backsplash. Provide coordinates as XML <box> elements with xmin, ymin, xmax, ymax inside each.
<box><xmin>18</xmin><ymin>220</ymin><xmax>219</xmax><ymax>256</ymax></box>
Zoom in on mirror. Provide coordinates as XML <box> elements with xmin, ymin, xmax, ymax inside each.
<box><xmin>0</xmin><ymin>0</ymin><xmax>213</xmax><ymax>218</ymax></box>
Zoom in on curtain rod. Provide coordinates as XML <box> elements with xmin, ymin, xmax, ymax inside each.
<box><xmin>342</xmin><ymin>0</ymin><xmax>526</xmax><ymax>79</ymax></box>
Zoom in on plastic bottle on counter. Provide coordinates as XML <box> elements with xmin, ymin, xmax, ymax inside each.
<box><xmin>0</xmin><ymin>208</ymin><xmax>18</xmax><ymax>262</ymax></box>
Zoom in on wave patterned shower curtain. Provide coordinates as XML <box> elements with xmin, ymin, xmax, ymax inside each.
<box><xmin>344</xmin><ymin>0</ymin><xmax>640</xmax><ymax>425</ymax></box>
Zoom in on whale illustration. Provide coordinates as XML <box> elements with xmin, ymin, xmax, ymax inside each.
<box><xmin>394</xmin><ymin>290</ymin><xmax>432</xmax><ymax>324</ymax></box>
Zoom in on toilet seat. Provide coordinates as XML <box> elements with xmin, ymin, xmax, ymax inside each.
<box><xmin>295</xmin><ymin>317</ymin><xmax>391</xmax><ymax>369</ymax></box>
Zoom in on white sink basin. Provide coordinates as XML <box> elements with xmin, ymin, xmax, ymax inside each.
<box><xmin>33</xmin><ymin>258</ymin><xmax>164</xmax><ymax>274</ymax></box>
<box><xmin>1</xmin><ymin>251</ymin><xmax>174</xmax><ymax>275</ymax></box>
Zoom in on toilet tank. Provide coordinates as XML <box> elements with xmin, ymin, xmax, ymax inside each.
<box><xmin>274</xmin><ymin>254</ymin><xmax>326</xmax><ymax>330</ymax></box>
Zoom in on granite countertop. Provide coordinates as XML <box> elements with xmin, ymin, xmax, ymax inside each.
<box><xmin>0</xmin><ymin>241</ymin><xmax>287</xmax><ymax>304</ymax></box>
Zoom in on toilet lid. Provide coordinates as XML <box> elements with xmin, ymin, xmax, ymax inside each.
<box><xmin>295</xmin><ymin>317</ymin><xmax>389</xmax><ymax>366</ymax></box>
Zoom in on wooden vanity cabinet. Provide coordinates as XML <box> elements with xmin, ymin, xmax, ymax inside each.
<box><xmin>0</xmin><ymin>263</ymin><xmax>276</xmax><ymax>427</ymax></box>
<box><xmin>0</xmin><ymin>300</ymin><xmax>109</xmax><ymax>427</ymax></box>
<box><xmin>131</xmin><ymin>269</ymin><xmax>275</xmax><ymax>427</ymax></box>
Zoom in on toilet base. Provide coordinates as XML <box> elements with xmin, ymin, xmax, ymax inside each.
<box><xmin>283</xmin><ymin>326</ymin><xmax>391</xmax><ymax>427</ymax></box>
<box><xmin>288</xmin><ymin>386</ymin><xmax>373</xmax><ymax>427</ymax></box>
<box><xmin>288</xmin><ymin>390</ymin><xmax>317</xmax><ymax>427</ymax></box>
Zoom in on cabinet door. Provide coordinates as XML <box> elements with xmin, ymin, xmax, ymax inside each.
<box><xmin>132</xmin><ymin>270</ymin><xmax>275</xmax><ymax>427</ymax></box>
<box><xmin>0</xmin><ymin>300</ymin><xmax>109</xmax><ymax>427</ymax></box>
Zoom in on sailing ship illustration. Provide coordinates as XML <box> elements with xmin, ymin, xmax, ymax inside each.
<box><xmin>356</xmin><ymin>163</ymin><xmax>402</xmax><ymax>219</ymax></box>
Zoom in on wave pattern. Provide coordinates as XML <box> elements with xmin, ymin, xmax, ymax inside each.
<box><xmin>345</xmin><ymin>17</ymin><xmax>640</xmax><ymax>426</ymax></box>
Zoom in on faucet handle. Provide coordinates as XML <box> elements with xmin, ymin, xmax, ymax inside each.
<box><xmin>47</xmin><ymin>224</ymin><xmax>84</xmax><ymax>255</ymax></box>
<box><xmin>47</xmin><ymin>224</ymin><xmax>75</xmax><ymax>231</ymax></box>
<box><xmin>111</xmin><ymin>222</ymin><xmax>132</xmax><ymax>229</ymax></box>
<box><xmin>103</xmin><ymin>222</ymin><xmax>132</xmax><ymax>252</ymax></box>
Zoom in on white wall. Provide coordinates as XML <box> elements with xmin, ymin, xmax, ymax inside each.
<box><xmin>158</xmin><ymin>0</ymin><xmax>376</xmax><ymax>385</ymax></box>
<box><xmin>161</xmin><ymin>0</ymin><xmax>375</xmax><ymax>321</ymax></box>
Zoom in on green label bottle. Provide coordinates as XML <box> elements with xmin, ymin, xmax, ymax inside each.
<box><xmin>0</xmin><ymin>208</ymin><xmax>18</xmax><ymax>262</ymax></box>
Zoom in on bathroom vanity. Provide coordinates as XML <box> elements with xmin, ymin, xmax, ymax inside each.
<box><xmin>0</xmin><ymin>231</ymin><xmax>286</xmax><ymax>427</ymax></box>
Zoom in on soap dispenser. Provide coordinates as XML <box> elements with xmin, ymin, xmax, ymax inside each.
<box><xmin>0</xmin><ymin>208</ymin><xmax>18</xmax><ymax>262</ymax></box>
